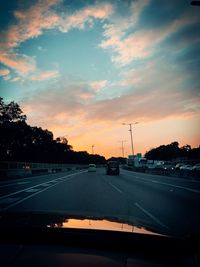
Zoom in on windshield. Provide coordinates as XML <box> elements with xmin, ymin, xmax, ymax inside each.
<box><xmin>0</xmin><ymin>0</ymin><xmax>200</xmax><ymax>238</ymax></box>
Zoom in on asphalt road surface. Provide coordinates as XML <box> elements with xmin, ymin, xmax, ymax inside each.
<box><xmin>0</xmin><ymin>168</ymin><xmax>200</xmax><ymax>237</ymax></box>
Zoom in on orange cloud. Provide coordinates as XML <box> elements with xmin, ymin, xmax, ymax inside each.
<box><xmin>58</xmin><ymin>3</ymin><xmax>113</xmax><ymax>32</ymax></box>
<box><xmin>0</xmin><ymin>1</ymin><xmax>113</xmax><ymax>77</ymax></box>
<box><xmin>0</xmin><ymin>52</ymin><xmax>36</xmax><ymax>75</ymax></box>
<box><xmin>30</xmin><ymin>70</ymin><xmax>59</xmax><ymax>81</ymax></box>
<box><xmin>89</xmin><ymin>80</ymin><xmax>108</xmax><ymax>92</ymax></box>
<box><xmin>0</xmin><ymin>68</ymin><xmax>10</xmax><ymax>76</ymax></box>
<box><xmin>2</xmin><ymin>0</ymin><xmax>60</xmax><ymax>48</ymax></box>
<box><xmin>100</xmin><ymin>11</ymin><xmax>199</xmax><ymax>65</ymax></box>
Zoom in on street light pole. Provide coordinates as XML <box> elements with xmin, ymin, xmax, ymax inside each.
<box><xmin>129</xmin><ymin>124</ymin><xmax>134</xmax><ymax>156</ymax></box>
<box><xmin>122</xmin><ymin>122</ymin><xmax>139</xmax><ymax>156</ymax></box>
<box><xmin>92</xmin><ymin>145</ymin><xmax>94</xmax><ymax>154</ymax></box>
<box><xmin>118</xmin><ymin>140</ymin><xmax>126</xmax><ymax>158</ymax></box>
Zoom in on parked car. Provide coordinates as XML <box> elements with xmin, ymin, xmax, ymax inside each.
<box><xmin>162</xmin><ymin>164</ymin><xmax>175</xmax><ymax>170</ymax></box>
<box><xmin>175</xmin><ymin>163</ymin><xmax>184</xmax><ymax>170</ymax></box>
<box><xmin>106</xmin><ymin>161</ymin><xmax>120</xmax><ymax>175</ymax></box>
<box><xmin>179</xmin><ymin>165</ymin><xmax>193</xmax><ymax>171</ymax></box>
<box><xmin>163</xmin><ymin>166</ymin><xmax>175</xmax><ymax>170</ymax></box>
<box><xmin>192</xmin><ymin>163</ymin><xmax>200</xmax><ymax>171</ymax></box>
<box><xmin>88</xmin><ymin>164</ymin><xmax>96</xmax><ymax>172</ymax></box>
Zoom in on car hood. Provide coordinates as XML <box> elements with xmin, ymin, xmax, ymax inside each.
<box><xmin>0</xmin><ymin>211</ymin><xmax>166</xmax><ymax>236</ymax></box>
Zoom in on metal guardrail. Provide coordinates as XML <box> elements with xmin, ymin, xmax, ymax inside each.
<box><xmin>0</xmin><ymin>161</ymin><xmax>89</xmax><ymax>179</ymax></box>
<box><xmin>0</xmin><ymin>161</ymin><xmax>88</xmax><ymax>170</ymax></box>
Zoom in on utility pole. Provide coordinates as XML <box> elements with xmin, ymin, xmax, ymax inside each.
<box><xmin>122</xmin><ymin>122</ymin><xmax>139</xmax><ymax>156</ymax></box>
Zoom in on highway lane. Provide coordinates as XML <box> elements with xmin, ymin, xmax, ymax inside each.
<box><xmin>0</xmin><ymin>169</ymin><xmax>84</xmax><ymax>197</ymax></box>
<box><xmin>0</xmin><ymin>167</ymin><xmax>200</xmax><ymax>237</ymax></box>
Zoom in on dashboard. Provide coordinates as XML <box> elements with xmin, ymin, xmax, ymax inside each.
<box><xmin>0</xmin><ymin>226</ymin><xmax>199</xmax><ymax>267</ymax></box>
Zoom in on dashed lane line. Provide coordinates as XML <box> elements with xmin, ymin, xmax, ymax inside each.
<box><xmin>122</xmin><ymin>170</ymin><xmax>200</xmax><ymax>194</ymax></box>
<box><xmin>104</xmin><ymin>177</ymin><xmax>169</xmax><ymax>230</ymax></box>
<box><xmin>108</xmin><ymin>181</ymin><xmax>123</xmax><ymax>194</ymax></box>
<box><xmin>0</xmin><ymin>197</ymin><xmax>21</xmax><ymax>205</ymax></box>
<box><xmin>0</xmin><ymin>181</ymin><xmax>30</xmax><ymax>188</ymax></box>
<box><xmin>25</xmin><ymin>189</ymin><xmax>41</xmax><ymax>193</ymax></box>
<box><xmin>134</xmin><ymin>202</ymin><xmax>169</xmax><ymax>229</ymax></box>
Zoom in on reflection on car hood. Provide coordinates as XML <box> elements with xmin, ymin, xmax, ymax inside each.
<box><xmin>0</xmin><ymin>212</ymin><xmax>165</xmax><ymax>236</ymax></box>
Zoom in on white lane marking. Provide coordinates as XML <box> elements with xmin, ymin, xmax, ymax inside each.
<box><xmin>3</xmin><ymin>174</ymin><xmax>85</xmax><ymax>211</ymax></box>
<box><xmin>0</xmin><ymin>197</ymin><xmax>21</xmax><ymax>205</ymax></box>
<box><xmin>134</xmin><ymin>202</ymin><xmax>169</xmax><ymax>229</ymax></box>
<box><xmin>150</xmin><ymin>180</ymin><xmax>200</xmax><ymax>193</ymax></box>
<box><xmin>40</xmin><ymin>183</ymin><xmax>52</xmax><ymax>187</ymax></box>
<box><xmin>25</xmin><ymin>189</ymin><xmax>40</xmax><ymax>193</ymax></box>
<box><xmin>0</xmin><ymin>170</ymin><xmax>86</xmax><ymax>200</ymax></box>
<box><xmin>122</xmin><ymin>170</ymin><xmax>200</xmax><ymax>194</ymax></box>
<box><xmin>122</xmin><ymin>169</ymin><xmax>200</xmax><ymax>182</ymax></box>
<box><xmin>108</xmin><ymin>182</ymin><xmax>122</xmax><ymax>194</ymax></box>
<box><xmin>0</xmin><ymin>171</ymin><xmax>67</xmax><ymax>185</ymax></box>
<box><xmin>0</xmin><ymin>181</ymin><xmax>30</xmax><ymax>188</ymax></box>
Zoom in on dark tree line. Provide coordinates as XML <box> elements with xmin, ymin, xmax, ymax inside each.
<box><xmin>145</xmin><ymin>141</ymin><xmax>200</xmax><ymax>161</ymax></box>
<box><xmin>0</xmin><ymin>97</ymin><xmax>106</xmax><ymax>164</ymax></box>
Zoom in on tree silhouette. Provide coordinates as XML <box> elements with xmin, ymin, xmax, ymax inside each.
<box><xmin>0</xmin><ymin>97</ymin><xmax>106</xmax><ymax>164</ymax></box>
<box><xmin>0</xmin><ymin>97</ymin><xmax>26</xmax><ymax>122</ymax></box>
<box><xmin>145</xmin><ymin>142</ymin><xmax>200</xmax><ymax>161</ymax></box>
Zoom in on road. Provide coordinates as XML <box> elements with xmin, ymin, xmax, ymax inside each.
<box><xmin>0</xmin><ymin>168</ymin><xmax>200</xmax><ymax>237</ymax></box>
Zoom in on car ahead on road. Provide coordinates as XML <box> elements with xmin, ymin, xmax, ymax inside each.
<box><xmin>88</xmin><ymin>164</ymin><xmax>96</xmax><ymax>172</ymax></box>
<box><xmin>106</xmin><ymin>161</ymin><xmax>120</xmax><ymax>175</ymax></box>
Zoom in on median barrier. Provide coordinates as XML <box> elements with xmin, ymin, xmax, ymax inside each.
<box><xmin>0</xmin><ymin>161</ymin><xmax>88</xmax><ymax>180</ymax></box>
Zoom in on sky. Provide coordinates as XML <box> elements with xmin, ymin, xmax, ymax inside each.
<box><xmin>0</xmin><ymin>0</ymin><xmax>200</xmax><ymax>158</ymax></box>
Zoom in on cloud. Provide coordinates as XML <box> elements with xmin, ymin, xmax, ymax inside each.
<box><xmin>30</xmin><ymin>69</ymin><xmax>60</xmax><ymax>81</ymax></box>
<box><xmin>38</xmin><ymin>46</ymin><xmax>47</xmax><ymax>52</ymax></box>
<box><xmin>0</xmin><ymin>68</ymin><xmax>10</xmax><ymax>76</ymax></box>
<box><xmin>1</xmin><ymin>1</ymin><xmax>112</xmax><ymax>49</ymax></box>
<box><xmin>87</xmin><ymin>88</ymin><xmax>199</xmax><ymax>123</ymax></box>
<box><xmin>0</xmin><ymin>0</ymin><xmax>60</xmax><ymax>76</ymax></box>
<box><xmin>1</xmin><ymin>0</ymin><xmax>60</xmax><ymax>49</ymax></box>
<box><xmin>21</xmin><ymin>77</ymin><xmax>105</xmax><ymax>120</ymax></box>
<box><xmin>58</xmin><ymin>3</ymin><xmax>113</xmax><ymax>32</ymax></box>
<box><xmin>0</xmin><ymin>1</ymin><xmax>113</xmax><ymax>77</ymax></box>
<box><xmin>0</xmin><ymin>68</ymin><xmax>11</xmax><ymax>80</ymax></box>
<box><xmin>10</xmin><ymin>77</ymin><xmax>21</xmax><ymax>82</ymax></box>
<box><xmin>89</xmin><ymin>80</ymin><xmax>108</xmax><ymax>92</ymax></box>
<box><xmin>21</xmin><ymin>63</ymin><xmax>199</xmax><ymax>134</ymax></box>
<box><xmin>3</xmin><ymin>76</ymin><xmax>11</xmax><ymax>81</ymax></box>
<box><xmin>0</xmin><ymin>52</ymin><xmax>36</xmax><ymax>75</ymax></box>
<box><xmin>100</xmin><ymin>3</ymin><xmax>199</xmax><ymax>66</ymax></box>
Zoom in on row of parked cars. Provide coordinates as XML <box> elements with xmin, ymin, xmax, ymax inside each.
<box><xmin>175</xmin><ymin>163</ymin><xmax>200</xmax><ymax>171</ymax></box>
<box><xmin>146</xmin><ymin>162</ymin><xmax>200</xmax><ymax>171</ymax></box>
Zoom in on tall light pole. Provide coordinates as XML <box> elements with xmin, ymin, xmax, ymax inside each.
<box><xmin>92</xmin><ymin>144</ymin><xmax>94</xmax><ymax>154</ymax></box>
<box><xmin>122</xmin><ymin>122</ymin><xmax>139</xmax><ymax>156</ymax></box>
<box><xmin>118</xmin><ymin>140</ymin><xmax>127</xmax><ymax>158</ymax></box>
